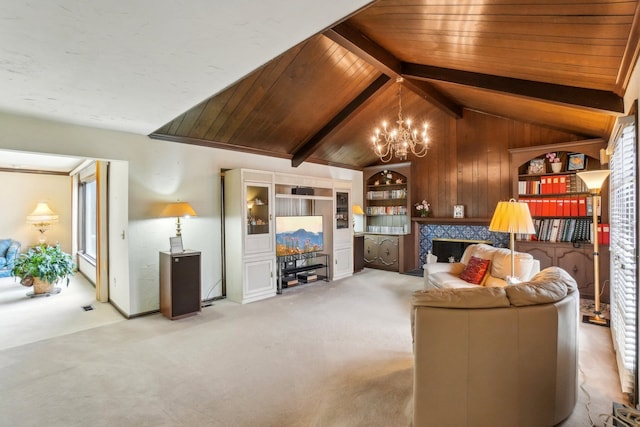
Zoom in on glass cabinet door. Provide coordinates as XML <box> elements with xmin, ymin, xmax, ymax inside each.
<box><xmin>246</xmin><ymin>184</ymin><xmax>270</xmax><ymax>236</ymax></box>
<box><xmin>336</xmin><ymin>191</ymin><xmax>349</xmax><ymax>229</ymax></box>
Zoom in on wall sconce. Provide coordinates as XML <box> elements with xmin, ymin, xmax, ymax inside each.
<box><xmin>161</xmin><ymin>202</ymin><xmax>197</xmax><ymax>237</ymax></box>
<box><xmin>27</xmin><ymin>202</ymin><xmax>59</xmax><ymax>244</ymax></box>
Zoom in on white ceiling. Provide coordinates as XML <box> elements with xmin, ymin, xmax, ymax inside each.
<box><xmin>0</xmin><ymin>149</ymin><xmax>85</xmax><ymax>173</ymax></box>
<box><xmin>0</xmin><ymin>1</ymin><xmax>371</xmax><ymax>135</ymax></box>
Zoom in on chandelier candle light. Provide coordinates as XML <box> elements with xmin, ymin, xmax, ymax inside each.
<box><xmin>371</xmin><ymin>77</ymin><xmax>430</xmax><ymax>162</ymax></box>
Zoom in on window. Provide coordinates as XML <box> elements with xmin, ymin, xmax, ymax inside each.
<box><xmin>79</xmin><ymin>178</ymin><xmax>97</xmax><ymax>261</ymax></box>
<box><xmin>609</xmin><ymin>116</ymin><xmax>638</xmax><ymax>397</ymax></box>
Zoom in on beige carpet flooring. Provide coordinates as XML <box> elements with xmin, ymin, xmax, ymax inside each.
<box><xmin>0</xmin><ymin>269</ymin><xmax>630</xmax><ymax>426</ymax></box>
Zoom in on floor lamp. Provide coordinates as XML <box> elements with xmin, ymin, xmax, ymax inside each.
<box><xmin>489</xmin><ymin>199</ymin><xmax>536</xmax><ymax>282</ymax></box>
<box><xmin>577</xmin><ymin>169</ymin><xmax>611</xmax><ymax>327</ymax></box>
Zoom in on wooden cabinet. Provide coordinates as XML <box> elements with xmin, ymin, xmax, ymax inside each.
<box><xmin>159</xmin><ymin>251</ymin><xmax>201</xmax><ymax>320</ymax></box>
<box><xmin>353</xmin><ymin>234</ymin><xmax>364</xmax><ymax>273</ymax></box>
<box><xmin>363</xmin><ymin>162</ymin><xmax>414</xmax><ymax>272</ymax></box>
<box><xmin>363</xmin><ymin>234</ymin><xmax>413</xmax><ymax>272</ymax></box>
<box><xmin>515</xmin><ymin>241</ymin><xmax>610</xmax><ymax>303</ymax></box>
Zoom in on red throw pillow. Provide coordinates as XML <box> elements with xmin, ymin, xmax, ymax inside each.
<box><xmin>459</xmin><ymin>256</ymin><xmax>491</xmax><ymax>285</ymax></box>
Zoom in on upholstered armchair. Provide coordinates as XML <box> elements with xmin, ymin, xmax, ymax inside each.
<box><xmin>0</xmin><ymin>239</ymin><xmax>21</xmax><ymax>278</ymax></box>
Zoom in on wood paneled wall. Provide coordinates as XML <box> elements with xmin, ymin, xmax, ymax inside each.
<box><xmin>410</xmin><ymin>109</ymin><xmax>583</xmax><ymax>219</ymax></box>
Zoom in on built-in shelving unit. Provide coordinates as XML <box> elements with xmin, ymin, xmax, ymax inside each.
<box><xmin>224</xmin><ymin>169</ymin><xmax>353</xmax><ymax>303</ymax></box>
<box><xmin>508</xmin><ymin>139</ymin><xmax>610</xmax><ymax>302</ymax></box>
<box><xmin>362</xmin><ymin>162</ymin><xmax>413</xmax><ymax>273</ymax></box>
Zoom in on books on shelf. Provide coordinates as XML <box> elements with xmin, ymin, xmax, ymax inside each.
<box><xmin>366</xmin><ymin>189</ymin><xmax>407</xmax><ymax>200</ymax></box>
<box><xmin>517</xmin><ymin>218</ymin><xmax>594</xmax><ymax>243</ymax></box>
<box><xmin>297</xmin><ymin>272</ymin><xmax>318</xmax><ymax>283</ymax></box>
<box><xmin>282</xmin><ymin>275</ymin><xmax>298</xmax><ymax>287</ymax></box>
<box><xmin>365</xmin><ymin>205</ymin><xmax>407</xmax><ymax>215</ymax></box>
<box><xmin>519</xmin><ymin>174</ymin><xmax>587</xmax><ymax>195</ymax></box>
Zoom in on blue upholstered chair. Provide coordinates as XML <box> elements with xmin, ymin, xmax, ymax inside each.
<box><xmin>0</xmin><ymin>239</ymin><xmax>21</xmax><ymax>278</ymax></box>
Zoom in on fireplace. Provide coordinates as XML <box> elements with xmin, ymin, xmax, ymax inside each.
<box><xmin>431</xmin><ymin>238</ymin><xmax>492</xmax><ymax>263</ymax></box>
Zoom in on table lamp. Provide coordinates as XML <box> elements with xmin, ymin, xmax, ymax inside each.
<box><xmin>161</xmin><ymin>202</ymin><xmax>197</xmax><ymax>237</ymax></box>
<box><xmin>489</xmin><ymin>199</ymin><xmax>536</xmax><ymax>280</ymax></box>
<box><xmin>27</xmin><ymin>202</ymin><xmax>59</xmax><ymax>243</ymax></box>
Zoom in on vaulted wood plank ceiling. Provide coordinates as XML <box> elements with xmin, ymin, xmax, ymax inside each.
<box><xmin>152</xmin><ymin>0</ymin><xmax>640</xmax><ymax>170</ymax></box>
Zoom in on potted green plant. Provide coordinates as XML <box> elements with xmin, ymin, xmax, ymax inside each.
<box><xmin>11</xmin><ymin>243</ymin><xmax>76</xmax><ymax>295</ymax></box>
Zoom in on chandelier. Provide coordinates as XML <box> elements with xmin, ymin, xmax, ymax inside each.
<box><xmin>371</xmin><ymin>77</ymin><xmax>430</xmax><ymax>163</ymax></box>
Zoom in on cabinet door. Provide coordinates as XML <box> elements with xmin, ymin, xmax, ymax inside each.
<box><xmin>245</xmin><ymin>182</ymin><xmax>273</xmax><ymax>256</ymax></box>
<box><xmin>333</xmin><ymin>247</ymin><xmax>352</xmax><ymax>280</ymax></box>
<box><xmin>378</xmin><ymin>236</ymin><xmax>399</xmax><ymax>267</ymax></box>
<box><xmin>556</xmin><ymin>247</ymin><xmax>592</xmax><ymax>294</ymax></box>
<box><xmin>516</xmin><ymin>243</ymin><xmax>555</xmax><ymax>270</ymax></box>
<box><xmin>364</xmin><ymin>235</ymin><xmax>379</xmax><ymax>264</ymax></box>
<box><xmin>243</xmin><ymin>257</ymin><xmax>276</xmax><ymax>302</ymax></box>
<box><xmin>334</xmin><ymin>190</ymin><xmax>352</xmax><ymax>247</ymax></box>
<box><xmin>171</xmin><ymin>253</ymin><xmax>201</xmax><ymax>318</ymax></box>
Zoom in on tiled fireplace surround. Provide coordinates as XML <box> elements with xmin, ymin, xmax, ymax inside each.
<box><xmin>417</xmin><ymin>223</ymin><xmax>510</xmax><ymax>265</ymax></box>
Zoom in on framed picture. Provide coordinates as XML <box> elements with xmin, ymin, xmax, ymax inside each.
<box><xmin>528</xmin><ymin>158</ymin><xmax>545</xmax><ymax>174</ymax></box>
<box><xmin>567</xmin><ymin>153</ymin><xmax>586</xmax><ymax>171</ymax></box>
<box><xmin>170</xmin><ymin>236</ymin><xmax>184</xmax><ymax>254</ymax></box>
<box><xmin>453</xmin><ymin>205</ymin><xmax>465</xmax><ymax>218</ymax></box>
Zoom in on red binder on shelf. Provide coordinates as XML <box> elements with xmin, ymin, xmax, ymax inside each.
<box><xmin>541</xmin><ymin>198</ymin><xmax>551</xmax><ymax>217</ymax></box>
<box><xmin>552</xmin><ymin>176</ymin><xmax>560</xmax><ymax>193</ymax></box>
<box><xmin>556</xmin><ymin>198</ymin><xmax>564</xmax><ymax>216</ymax></box>
<box><xmin>570</xmin><ymin>197</ymin><xmax>579</xmax><ymax>216</ymax></box>
<box><xmin>578</xmin><ymin>197</ymin><xmax>587</xmax><ymax>216</ymax></box>
<box><xmin>600</xmin><ymin>223</ymin><xmax>610</xmax><ymax>245</ymax></box>
<box><xmin>563</xmin><ymin>198</ymin><xmax>571</xmax><ymax>216</ymax></box>
<box><xmin>549</xmin><ymin>198</ymin><xmax>557</xmax><ymax>216</ymax></box>
<box><xmin>540</xmin><ymin>177</ymin><xmax>549</xmax><ymax>194</ymax></box>
<box><xmin>558</xmin><ymin>175</ymin><xmax>567</xmax><ymax>193</ymax></box>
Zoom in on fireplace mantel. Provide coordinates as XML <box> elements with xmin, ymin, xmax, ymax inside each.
<box><xmin>412</xmin><ymin>217</ymin><xmax>492</xmax><ymax>226</ymax></box>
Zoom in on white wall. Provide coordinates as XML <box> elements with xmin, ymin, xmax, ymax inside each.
<box><xmin>0</xmin><ymin>111</ymin><xmax>363</xmax><ymax>316</ymax></box>
<box><xmin>0</xmin><ymin>171</ymin><xmax>72</xmax><ymax>252</ymax></box>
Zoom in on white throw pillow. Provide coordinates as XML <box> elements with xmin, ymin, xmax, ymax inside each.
<box><xmin>461</xmin><ymin>244</ymin><xmax>496</xmax><ymax>265</ymax></box>
<box><xmin>491</xmin><ymin>249</ymin><xmax>534</xmax><ymax>280</ymax></box>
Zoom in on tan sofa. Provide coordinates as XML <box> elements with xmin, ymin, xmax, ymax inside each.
<box><xmin>411</xmin><ymin>267</ymin><xmax>579</xmax><ymax>427</ymax></box>
<box><xmin>423</xmin><ymin>243</ymin><xmax>540</xmax><ymax>289</ymax></box>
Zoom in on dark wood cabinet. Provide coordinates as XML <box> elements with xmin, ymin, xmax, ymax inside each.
<box><xmin>515</xmin><ymin>241</ymin><xmax>610</xmax><ymax>303</ymax></box>
<box><xmin>354</xmin><ymin>234</ymin><xmax>364</xmax><ymax>272</ymax></box>
<box><xmin>160</xmin><ymin>251</ymin><xmax>201</xmax><ymax>319</ymax></box>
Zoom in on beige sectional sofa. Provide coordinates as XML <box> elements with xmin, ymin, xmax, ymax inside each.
<box><xmin>423</xmin><ymin>243</ymin><xmax>540</xmax><ymax>289</ymax></box>
<box><xmin>411</xmin><ymin>267</ymin><xmax>579</xmax><ymax>427</ymax></box>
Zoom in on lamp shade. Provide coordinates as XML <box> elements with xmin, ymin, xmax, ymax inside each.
<box><xmin>577</xmin><ymin>170</ymin><xmax>610</xmax><ymax>190</ymax></box>
<box><xmin>489</xmin><ymin>199</ymin><xmax>535</xmax><ymax>235</ymax></box>
<box><xmin>352</xmin><ymin>204</ymin><xmax>365</xmax><ymax>215</ymax></box>
<box><xmin>161</xmin><ymin>202</ymin><xmax>196</xmax><ymax>218</ymax></box>
<box><xmin>27</xmin><ymin>202</ymin><xmax>59</xmax><ymax>223</ymax></box>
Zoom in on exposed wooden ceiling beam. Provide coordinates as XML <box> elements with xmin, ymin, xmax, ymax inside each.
<box><xmin>403</xmin><ymin>63</ymin><xmax>625</xmax><ymax>114</ymax></box>
<box><xmin>324</xmin><ymin>22</ymin><xmax>463</xmax><ymax>119</ymax></box>
<box><xmin>291</xmin><ymin>74</ymin><xmax>392</xmax><ymax>168</ymax></box>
